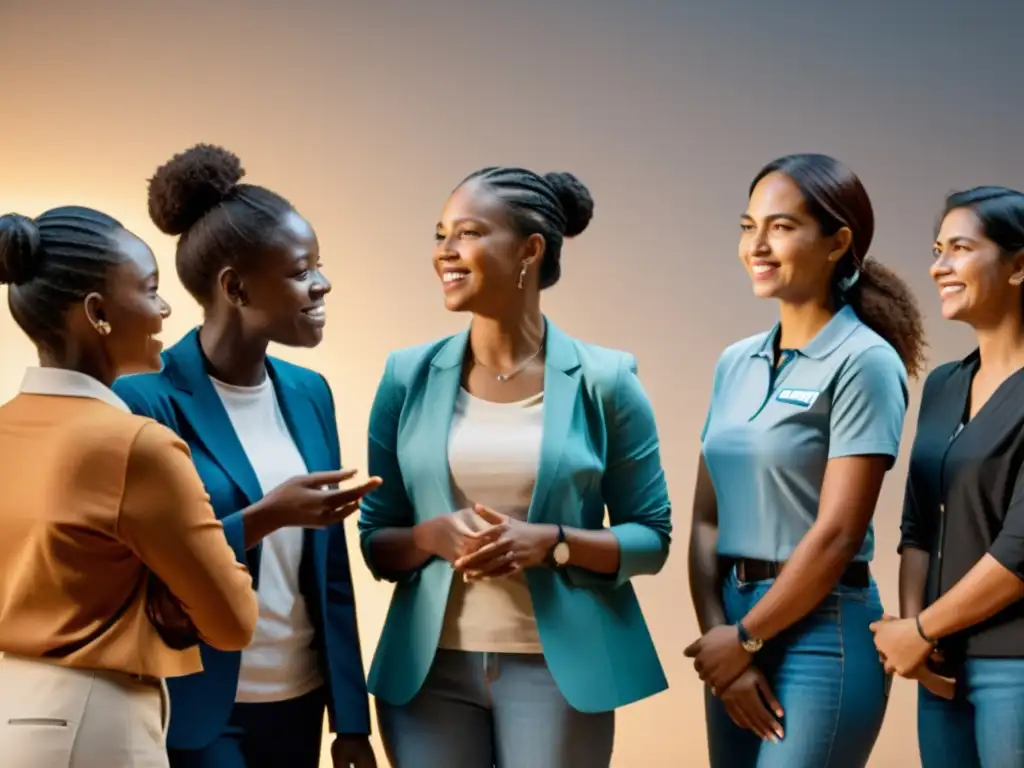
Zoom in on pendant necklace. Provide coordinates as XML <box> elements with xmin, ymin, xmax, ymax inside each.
<box><xmin>474</xmin><ymin>333</ymin><xmax>545</xmax><ymax>382</ymax></box>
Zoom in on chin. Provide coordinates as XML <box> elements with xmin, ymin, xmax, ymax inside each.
<box><xmin>751</xmin><ymin>282</ymin><xmax>781</xmax><ymax>299</ymax></box>
<box><xmin>442</xmin><ymin>293</ymin><xmax>473</xmax><ymax>313</ymax></box>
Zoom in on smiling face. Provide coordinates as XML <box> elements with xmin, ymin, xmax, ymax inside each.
<box><xmin>227</xmin><ymin>210</ymin><xmax>331</xmax><ymax>348</ymax></box>
<box><xmin>931</xmin><ymin>206</ymin><xmax>1024</xmax><ymax>325</ymax></box>
<box><xmin>433</xmin><ymin>179</ymin><xmax>544</xmax><ymax>315</ymax></box>
<box><xmin>739</xmin><ymin>172</ymin><xmax>851</xmax><ymax>305</ymax></box>
<box><xmin>88</xmin><ymin>229</ymin><xmax>171</xmax><ymax>376</ymax></box>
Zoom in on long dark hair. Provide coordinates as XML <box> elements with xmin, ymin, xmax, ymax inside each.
<box><xmin>751</xmin><ymin>153</ymin><xmax>926</xmax><ymax>378</ymax></box>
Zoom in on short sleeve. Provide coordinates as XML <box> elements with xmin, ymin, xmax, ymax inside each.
<box><xmin>701</xmin><ymin>349</ymin><xmax>730</xmax><ymax>442</ymax></box>
<box><xmin>989</xmin><ymin>463</ymin><xmax>1024</xmax><ymax>581</ymax></box>
<box><xmin>828</xmin><ymin>344</ymin><xmax>909</xmax><ymax>464</ymax></box>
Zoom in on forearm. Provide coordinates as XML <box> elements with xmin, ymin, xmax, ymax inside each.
<box><xmin>240</xmin><ymin>498</ymin><xmax>287</xmax><ymax>550</ymax></box>
<box><xmin>688</xmin><ymin>521</ymin><xmax>726</xmax><ymax>633</ymax></box>
<box><xmin>899</xmin><ymin>547</ymin><xmax>931</xmax><ymax>618</ymax></box>
<box><xmin>563</xmin><ymin>526</ymin><xmax>620</xmax><ymax>574</ymax></box>
<box><xmin>366</xmin><ymin>526</ymin><xmax>434</xmax><ymax>575</ymax></box>
<box><xmin>741</xmin><ymin>523</ymin><xmax>861</xmax><ymax>641</ymax></box>
<box><xmin>919</xmin><ymin>554</ymin><xmax>1024</xmax><ymax>640</ymax></box>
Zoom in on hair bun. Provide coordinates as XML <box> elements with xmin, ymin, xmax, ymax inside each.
<box><xmin>0</xmin><ymin>213</ymin><xmax>42</xmax><ymax>286</ymax></box>
<box><xmin>148</xmin><ymin>144</ymin><xmax>245</xmax><ymax>235</ymax></box>
<box><xmin>544</xmin><ymin>172</ymin><xmax>594</xmax><ymax>238</ymax></box>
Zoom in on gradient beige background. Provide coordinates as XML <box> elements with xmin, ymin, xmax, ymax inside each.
<box><xmin>2</xmin><ymin>1</ymin><xmax>1022</xmax><ymax>765</ymax></box>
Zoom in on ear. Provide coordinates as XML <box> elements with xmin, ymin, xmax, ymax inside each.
<box><xmin>1009</xmin><ymin>250</ymin><xmax>1024</xmax><ymax>287</ymax></box>
<box><xmin>217</xmin><ymin>266</ymin><xmax>247</xmax><ymax>307</ymax></box>
<box><xmin>827</xmin><ymin>226</ymin><xmax>854</xmax><ymax>263</ymax></box>
<box><xmin>82</xmin><ymin>292</ymin><xmax>106</xmax><ymax>327</ymax></box>
<box><xmin>520</xmin><ymin>232</ymin><xmax>546</xmax><ymax>269</ymax></box>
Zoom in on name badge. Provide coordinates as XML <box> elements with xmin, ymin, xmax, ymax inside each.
<box><xmin>776</xmin><ymin>388</ymin><xmax>820</xmax><ymax>408</ymax></box>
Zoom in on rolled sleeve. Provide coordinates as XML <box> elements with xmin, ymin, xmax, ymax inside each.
<box><xmin>357</xmin><ymin>354</ymin><xmax>423</xmax><ymax>583</ymax></box>
<box><xmin>990</xmin><ymin>464</ymin><xmax>1024</xmax><ymax>581</ymax></box>
<box><xmin>568</xmin><ymin>354</ymin><xmax>672</xmax><ymax>590</ymax></box>
<box><xmin>828</xmin><ymin>344</ymin><xmax>909</xmax><ymax>465</ymax></box>
<box><xmin>897</xmin><ymin>475</ymin><xmax>932</xmax><ymax>554</ymax></box>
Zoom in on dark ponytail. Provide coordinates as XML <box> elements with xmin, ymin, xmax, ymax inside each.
<box><xmin>751</xmin><ymin>153</ymin><xmax>927</xmax><ymax>378</ymax></box>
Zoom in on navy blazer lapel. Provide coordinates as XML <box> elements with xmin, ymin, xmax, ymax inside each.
<box><xmin>267</xmin><ymin>361</ymin><xmax>333</xmax><ymax>474</ymax></box>
<box><xmin>528</xmin><ymin>319</ymin><xmax>581</xmax><ymax>522</ymax></box>
<box><xmin>163</xmin><ymin>329</ymin><xmax>264</xmax><ymax>506</ymax></box>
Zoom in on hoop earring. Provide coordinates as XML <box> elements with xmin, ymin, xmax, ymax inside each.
<box><xmin>94</xmin><ymin>320</ymin><xmax>111</xmax><ymax>336</ymax></box>
<box><xmin>517</xmin><ymin>263</ymin><xmax>528</xmax><ymax>290</ymax></box>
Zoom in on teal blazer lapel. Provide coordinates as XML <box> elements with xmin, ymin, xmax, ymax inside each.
<box><xmin>528</xmin><ymin>320</ymin><xmax>581</xmax><ymax>522</ymax></box>
<box><xmin>268</xmin><ymin>361</ymin><xmax>332</xmax><ymax>475</ymax></box>
<box><xmin>164</xmin><ymin>329</ymin><xmax>264</xmax><ymax>506</ymax></box>
<box><xmin>420</xmin><ymin>328</ymin><xmax>468</xmax><ymax>518</ymax></box>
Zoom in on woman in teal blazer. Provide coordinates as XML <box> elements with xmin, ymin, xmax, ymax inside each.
<box><xmin>358</xmin><ymin>166</ymin><xmax>672</xmax><ymax>767</ymax></box>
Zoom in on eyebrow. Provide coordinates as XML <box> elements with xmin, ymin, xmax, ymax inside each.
<box><xmin>436</xmin><ymin>217</ymin><xmax>485</xmax><ymax>229</ymax></box>
<box><xmin>935</xmin><ymin>235</ymin><xmax>980</xmax><ymax>248</ymax></box>
<box><xmin>740</xmin><ymin>212</ymin><xmax>802</xmax><ymax>224</ymax></box>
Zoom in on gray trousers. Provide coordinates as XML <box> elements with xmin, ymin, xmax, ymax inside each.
<box><xmin>377</xmin><ymin>649</ymin><xmax>615</xmax><ymax>768</ymax></box>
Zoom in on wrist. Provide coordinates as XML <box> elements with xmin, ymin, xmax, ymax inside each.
<box><xmin>736</xmin><ymin>620</ymin><xmax>764</xmax><ymax>654</ymax></box>
<box><xmin>411</xmin><ymin>519</ymin><xmax>436</xmax><ymax>556</ymax></box>
<box><xmin>916</xmin><ymin>611</ymin><xmax>940</xmax><ymax>645</ymax></box>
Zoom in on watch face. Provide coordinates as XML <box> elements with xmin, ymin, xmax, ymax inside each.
<box><xmin>553</xmin><ymin>541</ymin><xmax>570</xmax><ymax>565</ymax></box>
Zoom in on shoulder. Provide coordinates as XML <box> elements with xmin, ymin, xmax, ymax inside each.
<box><xmin>59</xmin><ymin>404</ymin><xmax>164</xmax><ymax>475</ymax></box>
<box><xmin>267</xmin><ymin>355</ymin><xmax>332</xmax><ymax>402</ymax></box>
<box><xmin>112</xmin><ymin>369</ymin><xmax>170</xmax><ymax>404</ymax></box>
<box><xmin>836</xmin><ymin>326</ymin><xmax>908</xmax><ymax>391</ymax></box>
<box><xmin>388</xmin><ymin>336</ymin><xmax>460</xmax><ymax>376</ymax></box>
<box><xmin>714</xmin><ymin>332</ymin><xmax>768</xmax><ymax>380</ymax></box>
<box><xmin>920</xmin><ymin>355</ymin><xmax>971</xmax><ymax>403</ymax></box>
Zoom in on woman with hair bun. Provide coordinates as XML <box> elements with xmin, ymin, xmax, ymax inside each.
<box><xmin>113</xmin><ymin>144</ymin><xmax>379</xmax><ymax>768</ymax></box>
<box><xmin>358</xmin><ymin>166</ymin><xmax>673</xmax><ymax>767</ymax></box>
<box><xmin>0</xmin><ymin>205</ymin><xmax>258</xmax><ymax>767</ymax></box>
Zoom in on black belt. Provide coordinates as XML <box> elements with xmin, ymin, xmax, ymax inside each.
<box><xmin>729</xmin><ymin>557</ymin><xmax>870</xmax><ymax>588</ymax></box>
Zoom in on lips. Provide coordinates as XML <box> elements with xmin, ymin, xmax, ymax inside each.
<box><xmin>751</xmin><ymin>261</ymin><xmax>779</xmax><ymax>280</ymax></box>
<box><xmin>938</xmin><ymin>283</ymin><xmax>965</xmax><ymax>298</ymax></box>
<box><xmin>302</xmin><ymin>305</ymin><xmax>327</xmax><ymax>326</ymax></box>
<box><xmin>441</xmin><ymin>269</ymin><xmax>470</xmax><ymax>291</ymax></box>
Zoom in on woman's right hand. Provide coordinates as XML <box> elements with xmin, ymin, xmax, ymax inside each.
<box><xmin>261</xmin><ymin>469</ymin><xmax>383</xmax><ymax>529</ymax></box>
<box><xmin>413</xmin><ymin>508</ymin><xmax>496</xmax><ymax>563</ymax></box>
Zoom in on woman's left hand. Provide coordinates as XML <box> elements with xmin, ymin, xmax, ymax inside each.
<box><xmin>453</xmin><ymin>505</ymin><xmax>558</xmax><ymax>580</ymax></box>
<box><xmin>684</xmin><ymin>624</ymin><xmax>752</xmax><ymax>693</ymax></box>
<box><xmin>869</xmin><ymin>614</ymin><xmax>934</xmax><ymax>677</ymax></box>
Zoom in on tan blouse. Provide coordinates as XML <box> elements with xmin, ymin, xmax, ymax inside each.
<box><xmin>0</xmin><ymin>368</ymin><xmax>258</xmax><ymax>678</ymax></box>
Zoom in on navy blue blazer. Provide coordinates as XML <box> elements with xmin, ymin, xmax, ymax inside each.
<box><xmin>113</xmin><ymin>329</ymin><xmax>369</xmax><ymax>750</ymax></box>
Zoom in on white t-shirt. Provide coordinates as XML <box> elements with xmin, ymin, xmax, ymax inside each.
<box><xmin>211</xmin><ymin>375</ymin><xmax>323</xmax><ymax>703</ymax></box>
<box><xmin>438</xmin><ymin>388</ymin><xmax>545</xmax><ymax>653</ymax></box>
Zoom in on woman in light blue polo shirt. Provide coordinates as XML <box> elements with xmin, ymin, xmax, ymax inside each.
<box><xmin>686</xmin><ymin>153</ymin><xmax>927</xmax><ymax>767</ymax></box>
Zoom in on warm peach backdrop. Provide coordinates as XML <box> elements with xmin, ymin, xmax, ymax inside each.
<box><xmin>2</xmin><ymin>1</ymin><xmax>1022</xmax><ymax>765</ymax></box>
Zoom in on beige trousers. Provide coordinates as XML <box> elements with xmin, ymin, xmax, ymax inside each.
<box><xmin>0</xmin><ymin>653</ymin><xmax>170</xmax><ymax>768</ymax></box>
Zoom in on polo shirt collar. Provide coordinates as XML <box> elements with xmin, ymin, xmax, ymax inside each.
<box><xmin>752</xmin><ymin>304</ymin><xmax>861</xmax><ymax>361</ymax></box>
<box><xmin>19</xmin><ymin>367</ymin><xmax>130</xmax><ymax>413</ymax></box>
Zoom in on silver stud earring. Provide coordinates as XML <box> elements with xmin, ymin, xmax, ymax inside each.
<box><xmin>94</xmin><ymin>320</ymin><xmax>111</xmax><ymax>336</ymax></box>
<box><xmin>517</xmin><ymin>263</ymin><xmax>527</xmax><ymax>290</ymax></box>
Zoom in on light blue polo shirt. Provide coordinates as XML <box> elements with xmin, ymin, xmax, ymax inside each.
<box><xmin>701</xmin><ymin>304</ymin><xmax>909</xmax><ymax>563</ymax></box>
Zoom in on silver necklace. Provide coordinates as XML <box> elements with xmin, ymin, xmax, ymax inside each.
<box><xmin>474</xmin><ymin>336</ymin><xmax>545</xmax><ymax>382</ymax></box>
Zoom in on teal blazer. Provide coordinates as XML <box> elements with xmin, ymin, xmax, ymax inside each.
<box><xmin>358</xmin><ymin>319</ymin><xmax>672</xmax><ymax>713</ymax></box>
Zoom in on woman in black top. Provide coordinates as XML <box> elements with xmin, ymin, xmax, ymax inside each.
<box><xmin>872</xmin><ymin>186</ymin><xmax>1024</xmax><ymax>767</ymax></box>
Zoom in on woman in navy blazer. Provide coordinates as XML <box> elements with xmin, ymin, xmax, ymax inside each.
<box><xmin>358</xmin><ymin>167</ymin><xmax>673</xmax><ymax>767</ymax></box>
<box><xmin>113</xmin><ymin>145</ymin><xmax>379</xmax><ymax>768</ymax></box>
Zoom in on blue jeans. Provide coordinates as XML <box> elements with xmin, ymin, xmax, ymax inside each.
<box><xmin>918</xmin><ymin>658</ymin><xmax>1024</xmax><ymax>767</ymax></box>
<box><xmin>705</xmin><ymin>569</ymin><xmax>890</xmax><ymax>767</ymax></box>
<box><xmin>376</xmin><ymin>649</ymin><xmax>615</xmax><ymax>768</ymax></box>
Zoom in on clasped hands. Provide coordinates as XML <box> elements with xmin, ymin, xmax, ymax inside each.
<box><xmin>415</xmin><ymin>504</ymin><xmax>557</xmax><ymax>580</ymax></box>
<box><xmin>684</xmin><ymin>626</ymin><xmax>785</xmax><ymax>743</ymax></box>
<box><xmin>869</xmin><ymin>614</ymin><xmax>955</xmax><ymax>699</ymax></box>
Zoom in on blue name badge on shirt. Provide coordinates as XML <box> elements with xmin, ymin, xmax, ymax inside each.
<box><xmin>776</xmin><ymin>388</ymin><xmax>820</xmax><ymax>408</ymax></box>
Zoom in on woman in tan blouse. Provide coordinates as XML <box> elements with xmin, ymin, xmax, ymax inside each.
<box><xmin>0</xmin><ymin>206</ymin><xmax>259</xmax><ymax>767</ymax></box>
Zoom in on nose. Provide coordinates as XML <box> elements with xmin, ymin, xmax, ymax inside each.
<box><xmin>745</xmin><ymin>226</ymin><xmax>770</xmax><ymax>259</ymax></box>
<box><xmin>313</xmin><ymin>269</ymin><xmax>332</xmax><ymax>297</ymax></box>
<box><xmin>930</xmin><ymin>252</ymin><xmax>953</xmax><ymax>281</ymax></box>
<box><xmin>159</xmin><ymin>296</ymin><xmax>172</xmax><ymax>319</ymax></box>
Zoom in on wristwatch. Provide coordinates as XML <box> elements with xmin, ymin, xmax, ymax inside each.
<box><xmin>736</xmin><ymin>622</ymin><xmax>763</xmax><ymax>654</ymax></box>
<box><xmin>550</xmin><ymin>524</ymin><xmax>570</xmax><ymax>567</ymax></box>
